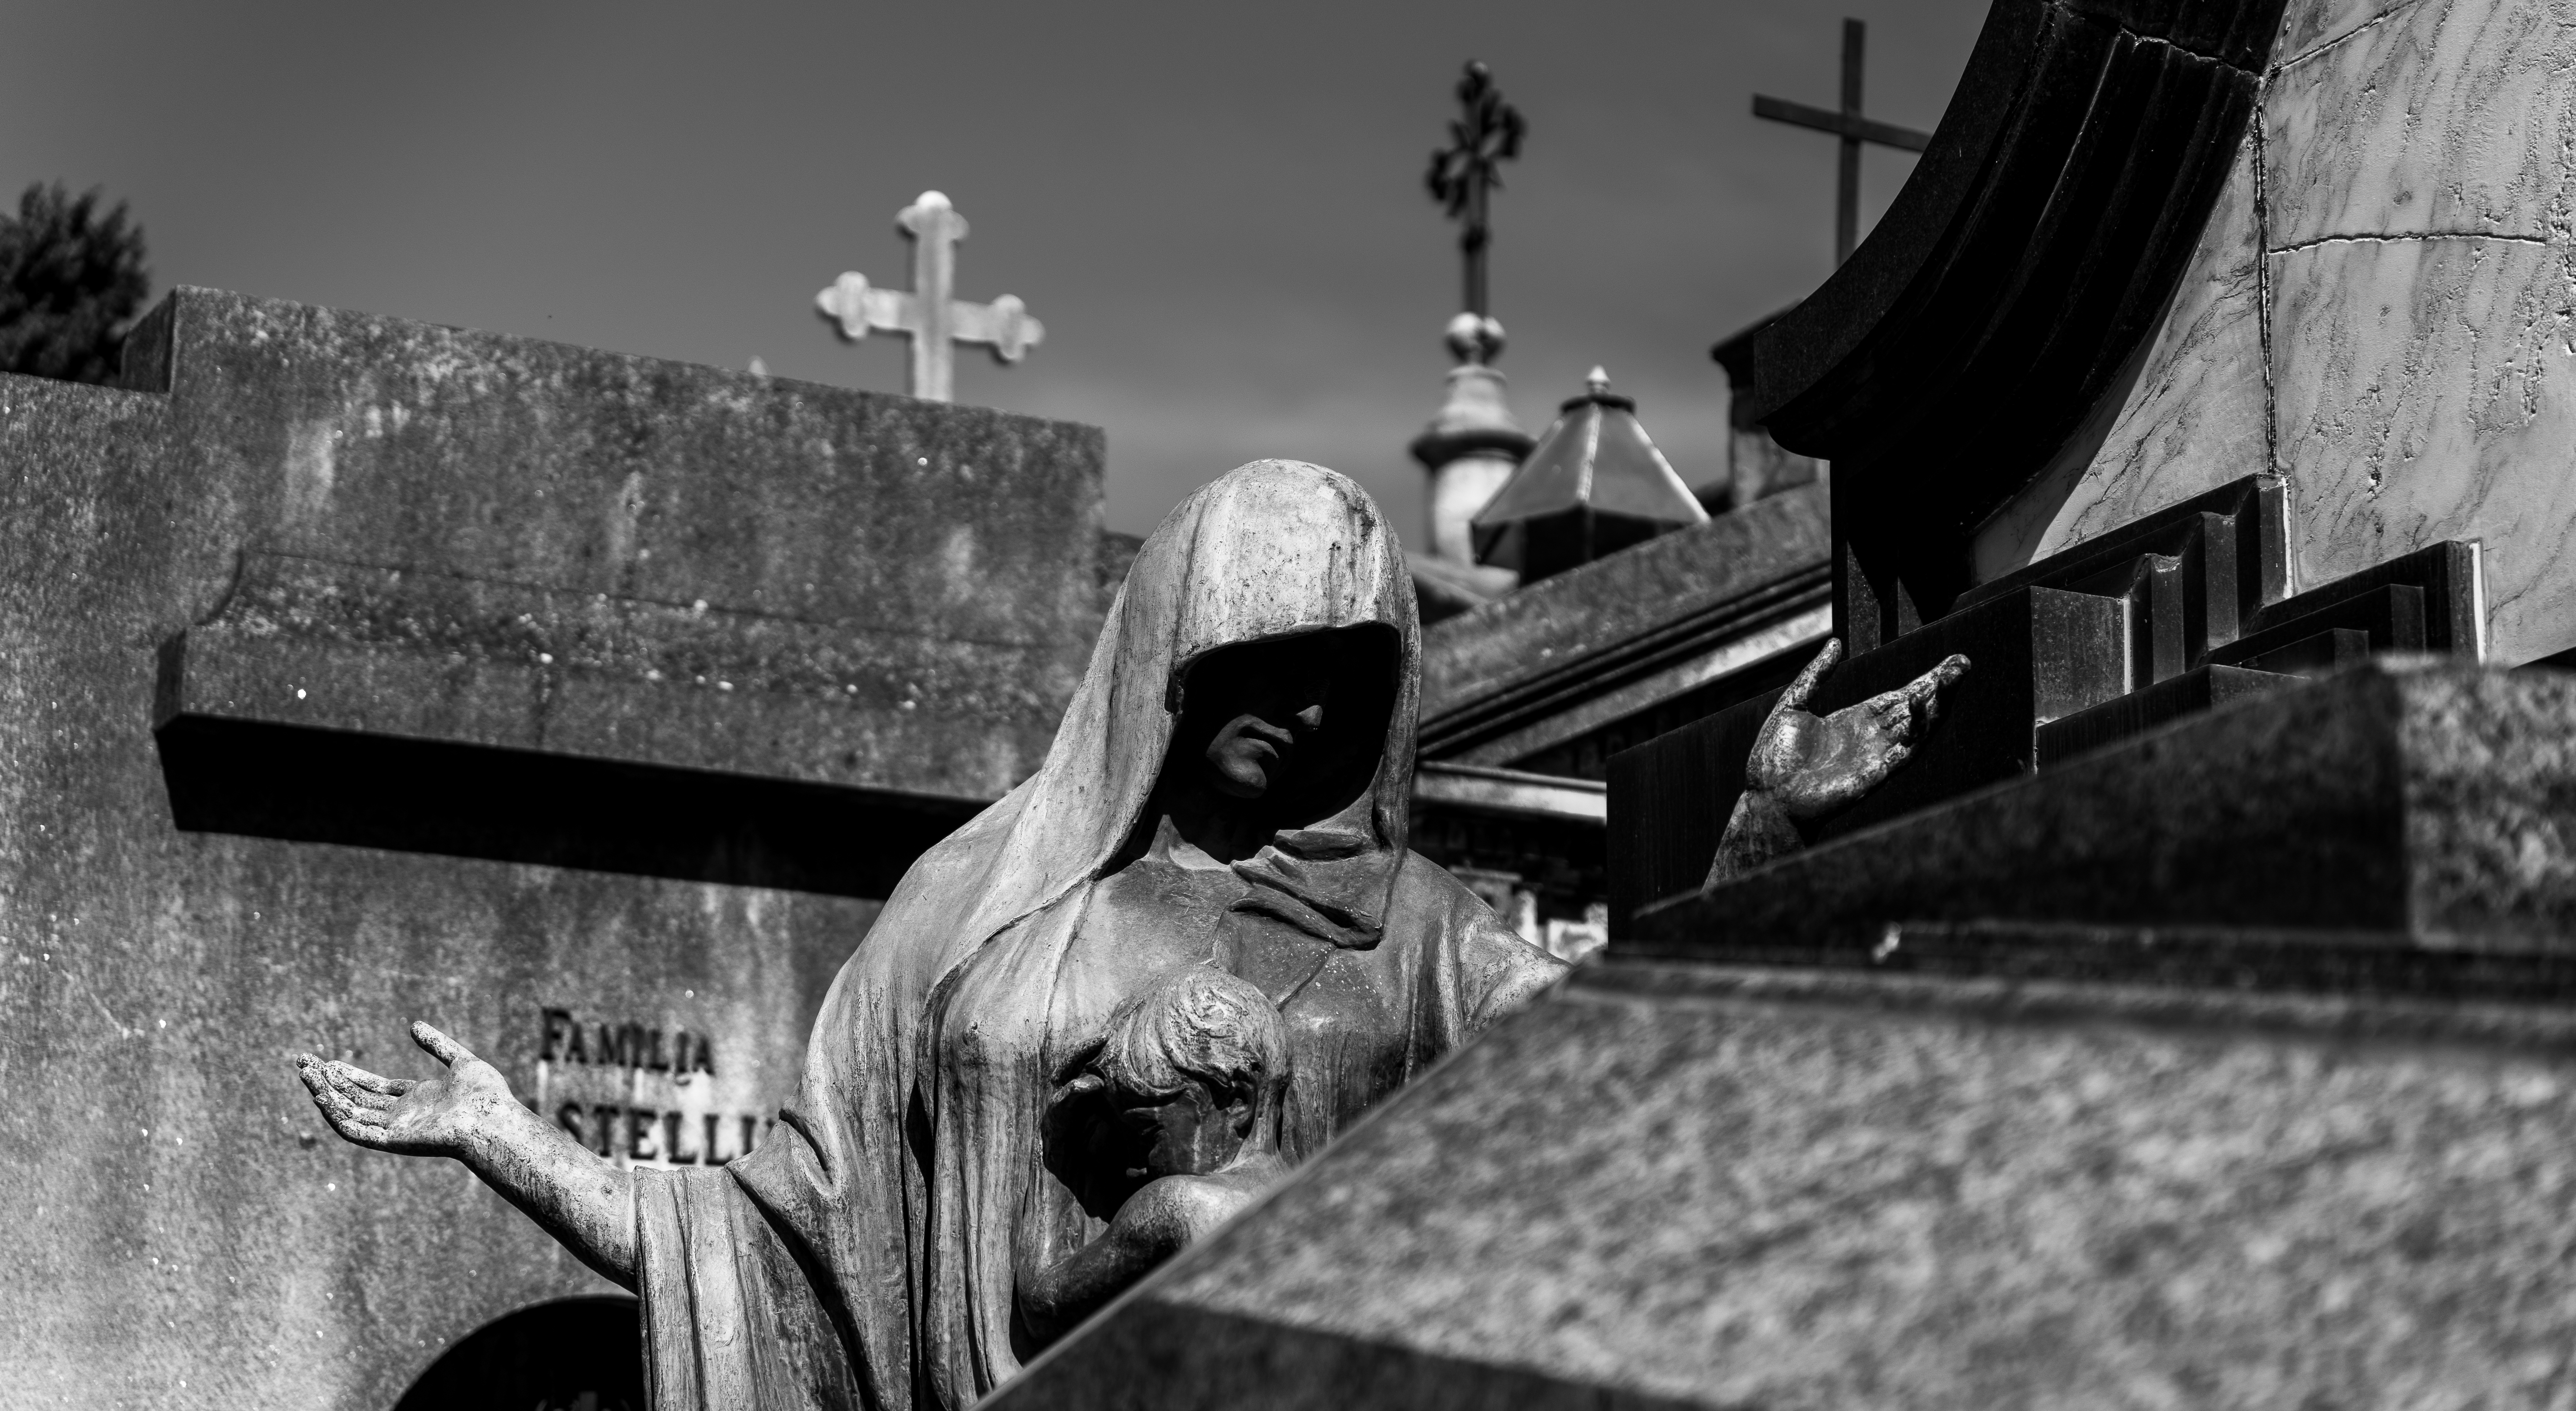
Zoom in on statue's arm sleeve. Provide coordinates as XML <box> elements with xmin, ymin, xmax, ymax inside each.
<box><xmin>635</xmin><ymin>1166</ymin><xmax>866</xmax><ymax>1411</ymax></box>
<box><xmin>1459</xmin><ymin>912</ymin><xmax>1570</xmax><ymax>1032</ymax></box>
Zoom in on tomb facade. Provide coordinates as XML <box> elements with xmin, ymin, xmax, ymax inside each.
<box><xmin>0</xmin><ymin>287</ymin><xmax>1103</xmax><ymax>1408</ymax></box>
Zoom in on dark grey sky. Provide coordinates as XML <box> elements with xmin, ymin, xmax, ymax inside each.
<box><xmin>3</xmin><ymin>0</ymin><xmax>1986</xmax><ymax>539</ymax></box>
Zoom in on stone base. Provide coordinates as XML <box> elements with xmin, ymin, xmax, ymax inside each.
<box><xmin>996</xmin><ymin>959</ymin><xmax>2576</xmax><ymax>1410</ymax></box>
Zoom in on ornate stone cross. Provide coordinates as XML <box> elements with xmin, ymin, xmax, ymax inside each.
<box><xmin>1753</xmin><ymin>19</ymin><xmax>1932</xmax><ymax>265</ymax></box>
<box><xmin>1424</xmin><ymin>61</ymin><xmax>1526</xmax><ymax>349</ymax></box>
<box><xmin>814</xmin><ymin>190</ymin><xmax>1044</xmax><ymax>403</ymax></box>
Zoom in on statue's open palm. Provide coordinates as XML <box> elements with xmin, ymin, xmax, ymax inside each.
<box><xmin>1747</xmin><ymin>639</ymin><xmax>1971</xmax><ymax>822</ymax></box>
<box><xmin>297</xmin><ymin>1021</ymin><xmax>515</xmax><ymax>1159</ymax></box>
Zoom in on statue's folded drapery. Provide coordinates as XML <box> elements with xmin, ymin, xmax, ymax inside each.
<box><xmin>632</xmin><ymin>462</ymin><xmax>1565</xmax><ymax>1411</ymax></box>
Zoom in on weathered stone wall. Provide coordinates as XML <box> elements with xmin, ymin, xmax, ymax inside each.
<box><xmin>0</xmin><ymin>290</ymin><xmax>1103</xmax><ymax>1407</ymax></box>
<box><xmin>1975</xmin><ymin>0</ymin><xmax>2576</xmax><ymax>665</ymax></box>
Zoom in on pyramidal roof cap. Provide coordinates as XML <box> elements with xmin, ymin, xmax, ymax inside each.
<box><xmin>1472</xmin><ymin>369</ymin><xmax>1708</xmax><ymax>529</ymax></box>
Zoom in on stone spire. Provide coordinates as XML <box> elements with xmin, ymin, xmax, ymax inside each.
<box><xmin>1410</xmin><ymin>312</ymin><xmax>1536</xmax><ymax>566</ymax></box>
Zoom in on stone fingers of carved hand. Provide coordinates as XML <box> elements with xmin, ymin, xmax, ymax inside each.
<box><xmin>297</xmin><ymin>1053</ymin><xmax>416</xmax><ymax>1150</ymax></box>
<box><xmin>1903</xmin><ymin>653</ymin><xmax>1971</xmax><ymax>725</ymax></box>
<box><xmin>1840</xmin><ymin>652</ymin><xmax>1972</xmax><ymax>747</ymax></box>
<box><xmin>1744</xmin><ymin>639</ymin><xmax>1844</xmax><ymax>792</ymax></box>
<box><xmin>294</xmin><ymin>1021</ymin><xmax>508</xmax><ymax>1158</ymax></box>
<box><xmin>410</xmin><ymin>1019</ymin><xmax>477</xmax><ymax>1068</ymax></box>
<box><xmin>1775</xmin><ymin>637</ymin><xmax>1841</xmax><ymax>715</ymax></box>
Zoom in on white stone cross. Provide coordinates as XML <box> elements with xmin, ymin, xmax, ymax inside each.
<box><xmin>813</xmin><ymin>190</ymin><xmax>1045</xmax><ymax>404</ymax></box>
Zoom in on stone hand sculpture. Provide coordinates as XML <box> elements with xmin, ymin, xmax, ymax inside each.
<box><xmin>297</xmin><ymin>1024</ymin><xmax>639</xmax><ymax>1286</ymax></box>
<box><xmin>1015</xmin><ymin>967</ymin><xmax>1293</xmax><ymax>1345</ymax></box>
<box><xmin>1709</xmin><ymin>638</ymin><xmax>1971</xmax><ymax>884</ymax></box>
<box><xmin>289</xmin><ymin>461</ymin><xmax>1567</xmax><ymax>1410</ymax></box>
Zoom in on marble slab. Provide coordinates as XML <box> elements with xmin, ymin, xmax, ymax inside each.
<box><xmin>2270</xmin><ymin>232</ymin><xmax>2576</xmax><ymax>662</ymax></box>
<box><xmin>2265</xmin><ymin>0</ymin><xmax>2575</xmax><ymax>246</ymax></box>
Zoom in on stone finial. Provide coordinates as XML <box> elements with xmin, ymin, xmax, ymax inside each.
<box><xmin>1412</xmin><ymin>315</ymin><xmax>1536</xmax><ymax>567</ymax></box>
<box><xmin>1446</xmin><ymin>312</ymin><xmax>1508</xmax><ymax>367</ymax></box>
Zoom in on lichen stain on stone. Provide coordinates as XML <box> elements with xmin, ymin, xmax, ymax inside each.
<box><xmin>283</xmin><ymin>421</ymin><xmax>337</xmax><ymax>525</ymax></box>
<box><xmin>359</xmin><ymin>404</ymin><xmax>413</xmax><ymax>441</ymax></box>
<box><xmin>605</xmin><ymin>472</ymin><xmax>648</xmax><ymax>570</ymax></box>
<box><xmin>940</xmin><ymin>526</ymin><xmax>980</xmax><ymax>603</ymax></box>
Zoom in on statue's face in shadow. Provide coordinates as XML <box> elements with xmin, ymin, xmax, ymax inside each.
<box><xmin>1201</xmin><ymin>678</ymin><xmax>1325</xmax><ymax>800</ymax></box>
<box><xmin>1173</xmin><ymin>626</ymin><xmax>1398</xmax><ymax>822</ymax></box>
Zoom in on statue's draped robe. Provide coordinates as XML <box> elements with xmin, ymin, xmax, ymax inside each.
<box><xmin>633</xmin><ymin>462</ymin><xmax>1565</xmax><ymax>1411</ymax></box>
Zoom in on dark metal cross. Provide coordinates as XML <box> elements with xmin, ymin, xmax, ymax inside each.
<box><xmin>1753</xmin><ymin>19</ymin><xmax>1932</xmax><ymax>265</ymax></box>
<box><xmin>1425</xmin><ymin>60</ymin><xmax>1526</xmax><ymax>319</ymax></box>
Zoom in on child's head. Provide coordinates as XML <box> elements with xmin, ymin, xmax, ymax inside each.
<box><xmin>1093</xmin><ymin>966</ymin><xmax>1289</xmax><ymax>1178</ymax></box>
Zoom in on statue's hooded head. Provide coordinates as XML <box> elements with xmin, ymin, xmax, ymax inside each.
<box><xmin>942</xmin><ymin>460</ymin><xmax>1419</xmax><ymax>955</ymax></box>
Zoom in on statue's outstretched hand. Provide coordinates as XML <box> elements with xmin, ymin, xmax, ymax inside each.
<box><xmin>296</xmin><ymin>1021</ymin><xmax>515</xmax><ymax>1160</ymax></box>
<box><xmin>293</xmin><ymin>1020</ymin><xmax>636</xmax><ymax>1288</ymax></box>
<box><xmin>1712</xmin><ymin>639</ymin><xmax>1970</xmax><ymax>883</ymax></box>
<box><xmin>1747</xmin><ymin>639</ymin><xmax>1971</xmax><ymax>821</ymax></box>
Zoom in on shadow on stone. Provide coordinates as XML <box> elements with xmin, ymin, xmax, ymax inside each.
<box><xmin>392</xmin><ymin>1295</ymin><xmax>643</xmax><ymax>1411</ymax></box>
<box><xmin>155</xmin><ymin>713</ymin><xmax>982</xmax><ymax>899</ymax></box>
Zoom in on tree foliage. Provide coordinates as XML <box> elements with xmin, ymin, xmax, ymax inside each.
<box><xmin>0</xmin><ymin>182</ymin><xmax>150</xmax><ymax>385</ymax></box>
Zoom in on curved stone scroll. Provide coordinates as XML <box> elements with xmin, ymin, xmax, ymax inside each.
<box><xmin>1734</xmin><ymin>0</ymin><xmax>2290</xmax><ymax>643</ymax></box>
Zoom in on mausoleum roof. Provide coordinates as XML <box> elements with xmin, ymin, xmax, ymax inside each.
<box><xmin>1468</xmin><ymin>369</ymin><xmax>1707</xmax><ymax>583</ymax></box>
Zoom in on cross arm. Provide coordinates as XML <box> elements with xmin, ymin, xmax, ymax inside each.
<box><xmin>1752</xmin><ymin>95</ymin><xmax>1931</xmax><ymax>154</ymax></box>
<box><xmin>815</xmin><ymin>272</ymin><xmax>921</xmax><ymax>342</ymax></box>
<box><xmin>948</xmin><ymin>295</ymin><xmax>1046</xmax><ymax>365</ymax></box>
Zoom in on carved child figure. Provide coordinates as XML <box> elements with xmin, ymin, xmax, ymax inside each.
<box><xmin>1016</xmin><ymin>965</ymin><xmax>1292</xmax><ymax>1344</ymax></box>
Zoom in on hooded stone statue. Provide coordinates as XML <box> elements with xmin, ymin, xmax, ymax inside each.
<box><xmin>635</xmin><ymin>460</ymin><xmax>1562</xmax><ymax>1408</ymax></box>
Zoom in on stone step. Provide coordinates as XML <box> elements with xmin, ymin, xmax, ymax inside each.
<box><xmin>2035</xmin><ymin>662</ymin><xmax>2296</xmax><ymax>768</ymax></box>
<box><xmin>1624</xmin><ymin>660</ymin><xmax>2575</xmax><ymax>961</ymax></box>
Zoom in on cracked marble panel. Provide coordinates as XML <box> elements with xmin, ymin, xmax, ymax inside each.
<box><xmin>2272</xmin><ymin>233</ymin><xmax>2576</xmax><ymax>662</ymax></box>
<box><xmin>1973</xmin><ymin>137</ymin><xmax>2269</xmax><ymax>576</ymax></box>
<box><xmin>2276</xmin><ymin>0</ymin><xmax>2425</xmax><ymax>63</ymax></box>
<box><xmin>2267</xmin><ymin>0</ymin><xmax>2576</xmax><ymax>246</ymax></box>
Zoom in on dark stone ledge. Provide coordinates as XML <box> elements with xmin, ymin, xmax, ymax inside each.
<box><xmin>1626</xmin><ymin>660</ymin><xmax>2576</xmax><ymax>967</ymax></box>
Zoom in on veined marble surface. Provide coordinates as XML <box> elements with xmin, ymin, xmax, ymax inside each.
<box><xmin>2267</xmin><ymin>0</ymin><xmax>2576</xmax><ymax>244</ymax></box>
<box><xmin>1981</xmin><ymin>0</ymin><xmax>2576</xmax><ymax>664</ymax></box>
<box><xmin>2273</xmin><ymin>233</ymin><xmax>2576</xmax><ymax>658</ymax></box>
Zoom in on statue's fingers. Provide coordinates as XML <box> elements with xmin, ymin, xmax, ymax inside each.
<box><xmin>309</xmin><ymin>1077</ymin><xmax>390</xmax><ymax>1141</ymax></box>
<box><xmin>1889</xmin><ymin>654</ymin><xmax>1970</xmax><ymax>727</ymax></box>
<box><xmin>1843</xmin><ymin>691</ymin><xmax>1914</xmax><ymax>743</ymax></box>
<box><xmin>411</xmin><ymin>1021</ymin><xmax>478</xmax><ymax>1069</ymax></box>
<box><xmin>1851</xmin><ymin>741</ymin><xmax>1911</xmax><ymax>793</ymax></box>
<box><xmin>316</xmin><ymin>1063</ymin><xmax>398</xmax><ymax>1115</ymax></box>
<box><xmin>335</xmin><ymin>1065</ymin><xmax>410</xmax><ymax>1097</ymax></box>
<box><xmin>336</xmin><ymin>1070</ymin><xmax>407</xmax><ymax>1114</ymax></box>
<box><xmin>1776</xmin><ymin>638</ymin><xmax>1842</xmax><ymax>714</ymax></box>
<box><xmin>1911</xmin><ymin>653</ymin><xmax>1971</xmax><ymax>702</ymax></box>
